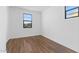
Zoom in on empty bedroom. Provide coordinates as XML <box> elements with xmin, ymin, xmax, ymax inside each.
<box><xmin>0</xmin><ymin>6</ymin><xmax>79</xmax><ymax>53</ymax></box>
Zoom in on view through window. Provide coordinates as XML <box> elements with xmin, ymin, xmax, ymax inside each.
<box><xmin>23</xmin><ymin>13</ymin><xmax>32</xmax><ymax>28</ymax></box>
<box><xmin>65</xmin><ymin>6</ymin><xmax>79</xmax><ymax>19</ymax></box>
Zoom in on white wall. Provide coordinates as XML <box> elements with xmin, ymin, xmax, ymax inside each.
<box><xmin>42</xmin><ymin>6</ymin><xmax>79</xmax><ymax>52</ymax></box>
<box><xmin>7</xmin><ymin>7</ymin><xmax>41</xmax><ymax>39</ymax></box>
<box><xmin>1</xmin><ymin>6</ymin><xmax>79</xmax><ymax>53</ymax></box>
<box><xmin>0</xmin><ymin>7</ymin><xmax>8</xmax><ymax>53</ymax></box>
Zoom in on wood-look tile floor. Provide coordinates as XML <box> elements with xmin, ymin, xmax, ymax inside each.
<box><xmin>6</xmin><ymin>35</ymin><xmax>76</xmax><ymax>53</ymax></box>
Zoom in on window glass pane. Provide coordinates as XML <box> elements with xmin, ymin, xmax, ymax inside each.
<box><xmin>65</xmin><ymin>6</ymin><xmax>79</xmax><ymax>19</ymax></box>
<box><xmin>23</xmin><ymin>13</ymin><xmax>32</xmax><ymax>28</ymax></box>
<box><xmin>66</xmin><ymin>8</ymin><xmax>78</xmax><ymax>15</ymax></box>
<box><xmin>66</xmin><ymin>6</ymin><xmax>77</xmax><ymax>11</ymax></box>
<box><xmin>24</xmin><ymin>14</ymin><xmax>32</xmax><ymax>21</ymax></box>
<box><xmin>67</xmin><ymin>13</ymin><xmax>78</xmax><ymax>18</ymax></box>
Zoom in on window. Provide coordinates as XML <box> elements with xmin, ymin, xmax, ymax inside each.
<box><xmin>23</xmin><ymin>13</ymin><xmax>32</xmax><ymax>28</ymax></box>
<box><xmin>65</xmin><ymin>6</ymin><xmax>79</xmax><ymax>19</ymax></box>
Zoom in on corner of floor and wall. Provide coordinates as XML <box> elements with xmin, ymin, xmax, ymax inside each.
<box><xmin>0</xmin><ymin>6</ymin><xmax>79</xmax><ymax>53</ymax></box>
<box><xmin>41</xmin><ymin>6</ymin><xmax>79</xmax><ymax>52</ymax></box>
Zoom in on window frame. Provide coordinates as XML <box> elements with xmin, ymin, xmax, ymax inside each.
<box><xmin>65</xmin><ymin>6</ymin><xmax>79</xmax><ymax>19</ymax></box>
<box><xmin>23</xmin><ymin>13</ymin><xmax>32</xmax><ymax>28</ymax></box>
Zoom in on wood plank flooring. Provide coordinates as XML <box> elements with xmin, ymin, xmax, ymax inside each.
<box><xmin>6</xmin><ymin>35</ymin><xmax>77</xmax><ymax>53</ymax></box>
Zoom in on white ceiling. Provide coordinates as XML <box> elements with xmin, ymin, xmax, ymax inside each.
<box><xmin>18</xmin><ymin>6</ymin><xmax>50</xmax><ymax>12</ymax></box>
